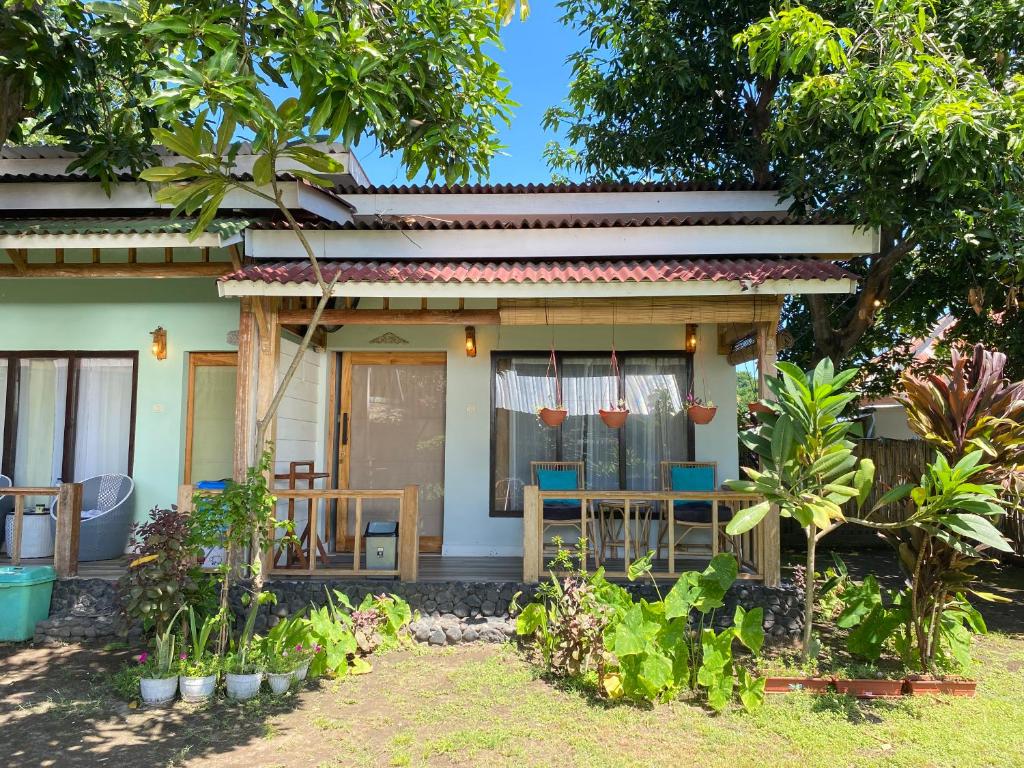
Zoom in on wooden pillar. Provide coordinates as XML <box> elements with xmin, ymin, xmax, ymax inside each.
<box><xmin>756</xmin><ymin>322</ymin><xmax>781</xmax><ymax>586</ymax></box>
<box><xmin>53</xmin><ymin>483</ymin><xmax>83</xmax><ymax>578</ymax></box>
<box><xmin>522</xmin><ymin>485</ymin><xmax>541</xmax><ymax>583</ymax></box>
<box><xmin>399</xmin><ymin>485</ymin><xmax>420</xmax><ymax>582</ymax></box>
<box><xmin>254</xmin><ymin>297</ymin><xmax>280</xmax><ymax>574</ymax></box>
<box><xmin>233</xmin><ymin>298</ymin><xmax>257</xmax><ymax>482</ymax></box>
<box><xmin>10</xmin><ymin>495</ymin><xmax>24</xmax><ymax>566</ymax></box>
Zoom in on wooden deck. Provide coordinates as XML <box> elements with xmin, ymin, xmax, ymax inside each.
<box><xmin>1</xmin><ymin>552</ymin><xmax>742</xmax><ymax>583</ymax></box>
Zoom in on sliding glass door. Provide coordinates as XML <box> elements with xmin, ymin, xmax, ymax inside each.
<box><xmin>0</xmin><ymin>353</ymin><xmax>138</xmax><ymax>486</ymax></box>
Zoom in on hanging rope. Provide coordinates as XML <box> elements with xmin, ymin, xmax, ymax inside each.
<box><xmin>544</xmin><ymin>301</ymin><xmax>562</xmax><ymax>407</ymax></box>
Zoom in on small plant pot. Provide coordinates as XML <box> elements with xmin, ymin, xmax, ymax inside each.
<box><xmin>687</xmin><ymin>405</ymin><xmax>717</xmax><ymax>425</ymax></box>
<box><xmin>267</xmin><ymin>672</ymin><xmax>294</xmax><ymax>695</ymax></box>
<box><xmin>598</xmin><ymin>409</ymin><xmax>630</xmax><ymax>429</ymax></box>
<box><xmin>292</xmin><ymin>663</ymin><xmax>310</xmax><ymax>682</ymax></box>
<box><xmin>764</xmin><ymin>676</ymin><xmax>834</xmax><ymax>694</ymax></box>
<box><xmin>833</xmin><ymin>678</ymin><xmax>906</xmax><ymax>698</ymax></box>
<box><xmin>179</xmin><ymin>674</ymin><xmax>218</xmax><ymax>703</ymax></box>
<box><xmin>747</xmin><ymin>402</ymin><xmax>773</xmax><ymax>415</ymax></box>
<box><xmin>139</xmin><ymin>675</ymin><xmax>179</xmax><ymax>705</ymax></box>
<box><xmin>905</xmin><ymin>677</ymin><xmax>976</xmax><ymax>697</ymax></box>
<box><xmin>225</xmin><ymin>671</ymin><xmax>263</xmax><ymax>701</ymax></box>
<box><xmin>538</xmin><ymin>408</ymin><xmax>567</xmax><ymax>427</ymax></box>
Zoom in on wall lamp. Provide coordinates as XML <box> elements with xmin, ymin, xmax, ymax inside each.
<box><xmin>465</xmin><ymin>326</ymin><xmax>477</xmax><ymax>358</ymax></box>
<box><xmin>151</xmin><ymin>326</ymin><xmax>168</xmax><ymax>360</ymax></box>
<box><xmin>684</xmin><ymin>324</ymin><xmax>698</xmax><ymax>355</ymax></box>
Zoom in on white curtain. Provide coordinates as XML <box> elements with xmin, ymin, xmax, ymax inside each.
<box><xmin>14</xmin><ymin>359</ymin><xmax>67</xmax><ymax>487</ymax></box>
<box><xmin>74</xmin><ymin>358</ymin><xmax>133</xmax><ymax>479</ymax></box>
<box><xmin>622</xmin><ymin>356</ymin><xmax>690</xmax><ymax>490</ymax></box>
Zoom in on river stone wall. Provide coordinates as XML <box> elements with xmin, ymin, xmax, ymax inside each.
<box><xmin>35</xmin><ymin>578</ymin><xmax>804</xmax><ymax>646</ymax></box>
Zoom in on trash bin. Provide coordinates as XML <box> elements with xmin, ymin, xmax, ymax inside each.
<box><xmin>364</xmin><ymin>521</ymin><xmax>398</xmax><ymax>571</ymax></box>
<box><xmin>0</xmin><ymin>565</ymin><xmax>57</xmax><ymax>641</ymax></box>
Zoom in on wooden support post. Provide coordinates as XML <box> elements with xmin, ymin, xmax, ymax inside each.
<box><xmin>5</xmin><ymin>248</ymin><xmax>27</xmax><ymax>275</ymax></box>
<box><xmin>10</xmin><ymin>496</ymin><xmax>24</xmax><ymax>566</ymax></box>
<box><xmin>399</xmin><ymin>485</ymin><xmax>420</xmax><ymax>582</ymax></box>
<box><xmin>233</xmin><ymin>298</ymin><xmax>257</xmax><ymax>481</ymax></box>
<box><xmin>757</xmin><ymin>322</ymin><xmax>781</xmax><ymax>586</ymax></box>
<box><xmin>54</xmin><ymin>483</ymin><xmax>83</xmax><ymax>578</ymax></box>
<box><xmin>522</xmin><ymin>485</ymin><xmax>541</xmax><ymax>583</ymax></box>
<box><xmin>177</xmin><ymin>484</ymin><xmax>194</xmax><ymax>515</ymax></box>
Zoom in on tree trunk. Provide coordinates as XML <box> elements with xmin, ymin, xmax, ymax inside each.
<box><xmin>802</xmin><ymin>524</ymin><xmax>817</xmax><ymax>660</ymax></box>
<box><xmin>0</xmin><ymin>73</ymin><xmax>29</xmax><ymax>149</ymax></box>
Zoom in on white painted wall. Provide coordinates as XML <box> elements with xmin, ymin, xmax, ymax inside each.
<box><xmin>327</xmin><ymin>320</ymin><xmax>738</xmax><ymax>557</ymax></box>
<box><xmin>274</xmin><ymin>337</ymin><xmax>328</xmax><ymax>535</ymax></box>
<box><xmin>868</xmin><ymin>404</ymin><xmax>917</xmax><ymax>441</ymax></box>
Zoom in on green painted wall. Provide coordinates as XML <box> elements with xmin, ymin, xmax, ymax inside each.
<box><xmin>0</xmin><ymin>278</ymin><xmax>238</xmax><ymax>521</ymax></box>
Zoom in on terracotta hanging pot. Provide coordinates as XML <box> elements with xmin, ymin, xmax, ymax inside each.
<box><xmin>599</xmin><ymin>408</ymin><xmax>630</xmax><ymax>429</ymax></box>
<box><xmin>748</xmin><ymin>401</ymin><xmax>773</xmax><ymax>415</ymax></box>
<box><xmin>538</xmin><ymin>407</ymin><xmax>568</xmax><ymax>427</ymax></box>
<box><xmin>688</xmin><ymin>404</ymin><xmax>717</xmax><ymax>425</ymax></box>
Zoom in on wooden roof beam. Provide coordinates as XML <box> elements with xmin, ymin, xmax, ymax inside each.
<box><xmin>0</xmin><ymin>262</ymin><xmax>234</xmax><ymax>278</ymax></box>
<box><xmin>277</xmin><ymin>308</ymin><xmax>501</xmax><ymax>326</ymax></box>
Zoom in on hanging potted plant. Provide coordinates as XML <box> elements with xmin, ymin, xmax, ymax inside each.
<box><xmin>686</xmin><ymin>392</ymin><xmax>717</xmax><ymax>425</ymax></box>
<box><xmin>599</xmin><ymin>348</ymin><xmax>629</xmax><ymax>428</ymax></box>
<box><xmin>748</xmin><ymin>400</ymin><xmax>773</xmax><ymax>416</ymax></box>
<box><xmin>537</xmin><ymin>347</ymin><xmax>567</xmax><ymax>427</ymax></box>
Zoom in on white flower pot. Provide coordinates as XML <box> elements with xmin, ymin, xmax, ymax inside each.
<box><xmin>292</xmin><ymin>662</ymin><xmax>310</xmax><ymax>682</ymax></box>
<box><xmin>267</xmin><ymin>672</ymin><xmax>293</xmax><ymax>695</ymax></box>
<box><xmin>179</xmin><ymin>674</ymin><xmax>218</xmax><ymax>702</ymax></box>
<box><xmin>225</xmin><ymin>671</ymin><xmax>263</xmax><ymax>701</ymax></box>
<box><xmin>139</xmin><ymin>675</ymin><xmax>178</xmax><ymax>705</ymax></box>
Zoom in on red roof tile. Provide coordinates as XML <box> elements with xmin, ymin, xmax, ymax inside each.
<box><xmin>221</xmin><ymin>258</ymin><xmax>857</xmax><ymax>286</ymax></box>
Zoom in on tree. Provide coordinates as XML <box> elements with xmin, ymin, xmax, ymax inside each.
<box><xmin>546</xmin><ymin>0</ymin><xmax>1024</xmax><ymax>383</ymax></box>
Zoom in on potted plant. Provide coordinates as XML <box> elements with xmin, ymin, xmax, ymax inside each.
<box><xmin>537</xmin><ymin>347</ymin><xmax>568</xmax><ymax>427</ymax></box>
<box><xmin>832</xmin><ymin>676</ymin><xmax>906</xmax><ymax>698</ymax></box>
<box><xmin>138</xmin><ymin>612</ymin><xmax>182</xmax><ymax>706</ymax></box>
<box><xmin>265</xmin><ymin>647</ymin><xmax>298</xmax><ymax>694</ymax></box>
<box><xmin>747</xmin><ymin>400</ymin><xmax>773</xmax><ymax>415</ymax></box>
<box><xmin>292</xmin><ymin>643</ymin><xmax>320</xmax><ymax>682</ymax></box>
<box><xmin>598</xmin><ymin>349</ymin><xmax>629</xmax><ymax>428</ymax></box>
<box><xmin>686</xmin><ymin>393</ymin><xmax>717</xmax><ymax>425</ymax></box>
<box><xmin>224</xmin><ymin>591</ymin><xmax>272</xmax><ymax>701</ymax></box>
<box><xmin>905</xmin><ymin>675</ymin><xmax>977</xmax><ymax>697</ymax></box>
<box><xmin>763</xmin><ymin>676</ymin><xmax>834</xmax><ymax>694</ymax></box>
<box><xmin>178</xmin><ymin>607</ymin><xmax>221</xmax><ymax>703</ymax></box>
<box><xmin>257</xmin><ymin>614</ymin><xmax>316</xmax><ymax>693</ymax></box>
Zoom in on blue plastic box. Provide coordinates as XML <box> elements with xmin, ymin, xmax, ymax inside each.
<box><xmin>0</xmin><ymin>565</ymin><xmax>56</xmax><ymax>641</ymax></box>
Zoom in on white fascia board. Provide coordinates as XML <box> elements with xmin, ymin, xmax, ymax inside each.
<box><xmin>296</xmin><ymin>185</ymin><xmax>354</xmax><ymax>225</ymax></box>
<box><xmin>249</xmin><ymin>224</ymin><xmax>878</xmax><ymax>260</ymax></box>
<box><xmin>340</xmin><ymin>190</ymin><xmax>790</xmax><ymax>217</ymax></box>
<box><xmin>218</xmin><ymin>277</ymin><xmax>858</xmax><ymax>299</ymax></box>
<box><xmin>0</xmin><ymin>231</ymin><xmax>240</xmax><ymax>249</ymax></box>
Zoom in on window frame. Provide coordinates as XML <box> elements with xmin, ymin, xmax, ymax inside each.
<box><xmin>488</xmin><ymin>349</ymin><xmax>695</xmax><ymax>517</ymax></box>
<box><xmin>0</xmin><ymin>350</ymin><xmax>139</xmax><ymax>483</ymax></box>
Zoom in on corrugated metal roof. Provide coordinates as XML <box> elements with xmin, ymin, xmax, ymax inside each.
<box><xmin>0</xmin><ymin>216</ymin><xmax>252</xmax><ymax>237</ymax></box>
<box><xmin>250</xmin><ymin>212</ymin><xmax>848</xmax><ymax>231</ymax></box>
<box><xmin>221</xmin><ymin>258</ymin><xmax>858</xmax><ymax>286</ymax></box>
<box><xmin>336</xmin><ymin>180</ymin><xmax>777</xmax><ymax>194</ymax></box>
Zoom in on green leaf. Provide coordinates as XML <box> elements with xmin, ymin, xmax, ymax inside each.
<box><xmin>939</xmin><ymin>513</ymin><xmax>1013</xmax><ymax>552</ymax></box>
<box><xmin>736</xmin><ymin>667</ymin><xmax>766</xmax><ymax>713</ymax></box>
<box><xmin>515</xmin><ymin>602</ymin><xmax>547</xmax><ymax>636</ymax></box>
<box><xmin>664</xmin><ymin>573</ymin><xmax>698</xmax><ymax>620</ymax></box>
<box><xmin>252</xmin><ymin>153</ymin><xmax>274</xmax><ymax>187</ymax></box>
<box><xmin>692</xmin><ymin>554</ymin><xmax>738</xmax><ymax>613</ymax></box>
<box><xmin>725</xmin><ymin>501</ymin><xmax>770</xmax><ymax>535</ymax></box>
<box><xmin>734</xmin><ymin>605</ymin><xmax>765</xmax><ymax>656</ymax></box>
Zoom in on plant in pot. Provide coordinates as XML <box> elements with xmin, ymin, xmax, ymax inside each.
<box><xmin>258</xmin><ymin>614</ymin><xmax>315</xmax><ymax>694</ymax></box>
<box><xmin>178</xmin><ymin>606</ymin><xmax>222</xmax><ymax>703</ymax></box>
<box><xmin>138</xmin><ymin>608</ymin><xmax>184</xmax><ymax>705</ymax></box>
<box><xmin>598</xmin><ymin>345</ymin><xmax>629</xmax><ymax>428</ymax></box>
<box><xmin>537</xmin><ymin>347</ymin><xmax>567</xmax><ymax>427</ymax></box>
<box><xmin>686</xmin><ymin>393</ymin><xmax>717</xmax><ymax>425</ymax></box>
<box><xmin>224</xmin><ymin>591</ymin><xmax>275</xmax><ymax>701</ymax></box>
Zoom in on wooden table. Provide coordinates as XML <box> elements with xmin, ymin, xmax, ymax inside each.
<box><xmin>273</xmin><ymin>461</ymin><xmax>330</xmax><ymax>568</ymax></box>
<box><xmin>596</xmin><ymin>499</ymin><xmax>654</xmax><ymax>563</ymax></box>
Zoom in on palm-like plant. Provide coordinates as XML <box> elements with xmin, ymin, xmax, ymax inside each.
<box><xmin>726</xmin><ymin>358</ymin><xmax>879</xmax><ymax>658</ymax></box>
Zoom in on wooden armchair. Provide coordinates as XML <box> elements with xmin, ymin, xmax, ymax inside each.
<box><xmin>657</xmin><ymin>461</ymin><xmax>734</xmax><ymax>558</ymax></box>
<box><xmin>530</xmin><ymin>461</ymin><xmax>598</xmax><ymax>563</ymax></box>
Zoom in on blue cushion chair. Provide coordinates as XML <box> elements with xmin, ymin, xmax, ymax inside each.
<box><xmin>658</xmin><ymin>461</ymin><xmax>733</xmax><ymax>559</ymax></box>
<box><xmin>49</xmin><ymin>474</ymin><xmax>134</xmax><ymax>562</ymax></box>
<box><xmin>530</xmin><ymin>461</ymin><xmax>599</xmax><ymax>563</ymax></box>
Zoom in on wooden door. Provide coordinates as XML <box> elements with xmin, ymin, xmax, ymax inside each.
<box><xmin>336</xmin><ymin>352</ymin><xmax>446</xmax><ymax>553</ymax></box>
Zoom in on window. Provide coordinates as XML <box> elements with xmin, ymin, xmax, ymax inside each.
<box><xmin>491</xmin><ymin>352</ymin><xmax>693</xmax><ymax>515</ymax></box>
<box><xmin>0</xmin><ymin>352</ymin><xmax>137</xmax><ymax>485</ymax></box>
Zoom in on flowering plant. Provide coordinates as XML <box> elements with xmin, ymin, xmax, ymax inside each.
<box><xmin>685</xmin><ymin>393</ymin><xmax>715</xmax><ymax>409</ymax></box>
<box><xmin>535</xmin><ymin>402</ymin><xmax>566</xmax><ymax>414</ymax></box>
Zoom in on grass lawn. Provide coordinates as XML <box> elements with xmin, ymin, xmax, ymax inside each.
<box><xmin>3</xmin><ymin>632</ymin><xmax>1024</xmax><ymax>768</ymax></box>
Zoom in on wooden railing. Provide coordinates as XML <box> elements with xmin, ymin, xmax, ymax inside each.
<box><xmin>179</xmin><ymin>484</ymin><xmax>420</xmax><ymax>581</ymax></box>
<box><xmin>2</xmin><ymin>484</ymin><xmax>83</xmax><ymax>578</ymax></box>
<box><xmin>522</xmin><ymin>486</ymin><xmax>766</xmax><ymax>583</ymax></box>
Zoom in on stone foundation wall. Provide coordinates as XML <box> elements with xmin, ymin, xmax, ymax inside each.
<box><xmin>35</xmin><ymin>577</ymin><xmax>804</xmax><ymax>647</ymax></box>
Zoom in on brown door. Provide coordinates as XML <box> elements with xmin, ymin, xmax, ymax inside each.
<box><xmin>337</xmin><ymin>352</ymin><xmax>446</xmax><ymax>553</ymax></box>
<box><xmin>184</xmin><ymin>352</ymin><xmax>237</xmax><ymax>484</ymax></box>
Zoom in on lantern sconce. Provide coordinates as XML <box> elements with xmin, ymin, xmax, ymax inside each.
<box><xmin>684</xmin><ymin>324</ymin><xmax>698</xmax><ymax>355</ymax></box>
<box><xmin>464</xmin><ymin>326</ymin><xmax>477</xmax><ymax>358</ymax></box>
<box><xmin>151</xmin><ymin>326</ymin><xmax>168</xmax><ymax>361</ymax></box>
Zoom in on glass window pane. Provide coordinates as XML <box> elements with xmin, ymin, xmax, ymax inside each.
<box><xmin>493</xmin><ymin>356</ymin><xmax>557</xmax><ymax>512</ymax></box>
<box><xmin>623</xmin><ymin>356</ymin><xmax>691</xmax><ymax>490</ymax></box>
<box><xmin>74</xmin><ymin>358</ymin><xmax>134</xmax><ymax>480</ymax></box>
<box><xmin>560</xmin><ymin>356</ymin><xmax>619</xmax><ymax>490</ymax></box>
<box><xmin>15</xmin><ymin>358</ymin><xmax>68</xmax><ymax>488</ymax></box>
<box><xmin>188</xmin><ymin>363</ymin><xmax>236</xmax><ymax>483</ymax></box>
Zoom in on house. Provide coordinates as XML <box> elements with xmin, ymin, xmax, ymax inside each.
<box><xmin>0</xmin><ymin>145</ymin><xmax>877</xmax><ymax>587</ymax></box>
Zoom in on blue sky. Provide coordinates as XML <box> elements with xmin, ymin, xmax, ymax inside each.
<box><xmin>355</xmin><ymin>7</ymin><xmax>584</xmax><ymax>186</ymax></box>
